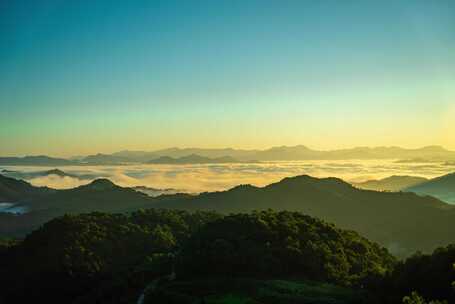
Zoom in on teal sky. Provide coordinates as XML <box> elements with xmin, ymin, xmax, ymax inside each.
<box><xmin>1</xmin><ymin>0</ymin><xmax>455</xmax><ymax>157</ymax></box>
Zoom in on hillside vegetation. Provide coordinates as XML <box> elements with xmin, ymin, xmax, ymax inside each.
<box><xmin>0</xmin><ymin>210</ymin><xmax>453</xmax><ymax>304</ymax></box>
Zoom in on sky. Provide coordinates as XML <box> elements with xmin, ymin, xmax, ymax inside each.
<box><xmin>1</xmin><ymin>0</ymin><xmax>454</xmax><ymax>157</ymax></box>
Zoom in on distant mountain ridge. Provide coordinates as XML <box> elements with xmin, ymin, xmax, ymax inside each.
<box><xmin>353</xmin><ymin>175</ymin><xmax>428</xmax><ymax>192</ymax></box>
<box><xmin>405</xmin><ymin>172</ymin><xmax>455</xmax><ymax>204</ymax></box>
<box><xmin>0</xmin><ymin>175</ymin><xmax>53</xmax><ymax>202</ymax></box>
<box><xmin>92</xmin><ymin>145</ymin><xmax>455</xmax><ymax>162</ymax></box>
<box><xmin>2</xmin><ymin>145</ymin><xmax>455</xmax><ymax>166</ymax></box>
<box><xmin>147</xmin><ymin>154</ymin><xmax>248</xmax><ymax>164</ymax></box>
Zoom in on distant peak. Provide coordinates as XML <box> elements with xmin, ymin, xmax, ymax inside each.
<box><xmin>45</xmin><ymin>169</ymin><xmax>66</xmax><ymax>175</ymax></box>
<box><xmin>274</xmin><ymin>174</ymin><xmax>349</xmax><ymax>187</ymax></box>
<box><xmin>229</xmin><ymin>184</ymin><xmax>259</xmax><ymax>192</ymax></box>
<box><xmin>420</xmin><ymin>145</ymin><xmax>446</xmax><ymax>152</ymax></box>
<box><xmin>85</xmin><ymin>178</ymin><xmax>116</xmax><ymax>190</ymax></box>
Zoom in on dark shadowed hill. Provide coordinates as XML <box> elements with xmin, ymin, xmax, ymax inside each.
<box><xmin>1</xmin><ymin>174</ymin><xmax>454</xmax><ymax>256</ymax></box>
<box><xmin>406</xmin><ymin>172</ymin><xmax>455</xmax><ymax>204</ymax></box>
<box><xmin>353</xmin><ymin>175</ymin><xmax>428</xmax><ymax>192</ymax></box>
<box><xmin>27</xmin><ymin>179</ymin><xmax>154</xmax><ymax>213</ymax></box>
<box><xmin>0</xmin><ymin>174</ymin><xmax>53</xmax><ymax>202</ymax></box>
<box><xmin>81</xmin><ymin>153</ymin><xmax>130</xmax><ymax>165</ymax></box>
<box><xmin>153</xmin><ymin>175</ymin><xmax>455</xmax><ymax>256</ymax></box>
<box><xmin>0</xmin><ymin>178</ymin><xmax>156</xmax><ymax>236</ymax></box>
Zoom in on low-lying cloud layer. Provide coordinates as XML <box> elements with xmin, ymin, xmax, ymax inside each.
<box><xmin>3</xmin><ymin>160</ymin><xmax>454</xmax><ymax>193</ymax></box>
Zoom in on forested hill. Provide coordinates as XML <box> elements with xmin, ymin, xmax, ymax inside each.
<box><xmin>1</xmin><ymin>210</ymin><xmax>453</xmax><ymax>304</ymax></box>
<box><xmin>1</xmin><ymin>174</ymin><xmax>454</xmax><ymax>256</ymax></box>
<box><xmin>0</xmin><ymin>174</ymin><xmax>53</xmax><ymax>201</ymax></box>
<box><xmin>153</xmin><ymin>175</ymin><xmax>455</xmax><ymax>256</ymax></box>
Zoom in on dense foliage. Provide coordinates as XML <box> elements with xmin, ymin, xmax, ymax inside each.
<box><xmin>2</xmin><ymin>174</ymin><xmax>454</xmax><ymax>259</ymax></box>
<box><xmin>144</xmin><ymin>278</ymin><xmax>366</xmax><ymax>304</ymax></box>
<box><xmin>0</xmin><ymin>209</ymin><xmax>220</xmax><ymax>304</ymax></box>
<box><xmin>157</xmin><ymin>175</ymin><xmax>455</xmax><ymax>256</ymax></box>
<box><xmin>177</xmin><ymin>210</ymin><xmax>396</xmax><ymax>286</ymax></box>
<box><xmin>0</xmin><ymin>209</ymin><xmax>453</xmax><ymax>304</ymax></box>
<box><xmin>381</xmin><ymin>245</ymin><xmax>455</xmax><ymax>303</ymax></box>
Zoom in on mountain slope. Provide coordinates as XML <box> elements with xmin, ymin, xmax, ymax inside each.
<box><xmin>0</xmin><ymin>174</ymin><xmax>52</xmax><ymax>202</ymax></box>
<box><xmin>353</xmin><ymin>175</ymin><xmax>428</xmax><ymax>191</ymax></box>
<box><xmin>1</xmin><ymin>174</ymin><xmax>454</xmax><ymax>256</ymax></box>
<box><xmin>153</xmin><ymin>175</ymin><xmax>455</xmax><ymax>256</ymax></box>
<box><xmin>0</xmin><ymin>178</ymin><xmax>156</xmax><ymax>237</ymax></box>
<box><xmin>406</xmin><ymin>172</ymin><xmax>455</xmax><ymax>204</ymax></box>
<box><xmin>28</xmin><ymin>179</ymin><xmax>154</xmax><ymax>213</ymax></box>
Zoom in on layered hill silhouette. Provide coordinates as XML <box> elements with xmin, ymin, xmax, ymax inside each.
<box><xmin>80</xmin><ymin>153</ymin><xmax>131</xmax><ymax>165</ymax></box>
<box><xmin>147</xmin><ymin>154</ymin><xmax>246</xmax><ymax>164</ymax></box>
<box><xmin>353</xmin><ymin>175</ymin><xmax>428</xmax><ymax>192</ymax></box>
<box><xmin>405</xmin><ymin>172</ymin><xmax>455</xmax><ymax>204</ymax></box>
<box><xmin>1</xmin><ymin>145</ymin><xmax>455</xmax><ymax>166</ymax></box>
<box><xmin>95</xmin><ymin>145</ymin><xmax>455</xmax><ymax>162</ymax></box>
<box><xmin>153</xmin><ymin>175</ymin><xmax>455</xmax><ymax>256</ymax></box>
<box><xmin>0</xmin><ymin>175</ymin><xmax>52</xmax><ymax>202</ymax></box>
<box><xmin>0</xmin><ymin>176</ymin><xmax>155</xmax><ymax>236</ymax></box>
<box><xmin>1</xmin><ymin>173</ymin><xmax>454</xmax><ymax>256</ymax></box>
<box><xmin>26</xmin><ymin>178</ymin><xmax>154</xmax><ymax>213</ymax></box>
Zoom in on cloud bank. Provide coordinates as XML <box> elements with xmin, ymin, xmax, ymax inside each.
<box><xmin>3</xmin><ymin>159</ymin><xmax>454</xmax><ymax>193</ymax></box>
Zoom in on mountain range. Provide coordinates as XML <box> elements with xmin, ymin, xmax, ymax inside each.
<box><xmin>2</xmin><ymin>145</ymin><xmax>455</xmax><ymax>166</ymax></box>
<box><xmin>405</xmin><ymin>172</ymin><xmax>455</xmax><ymax>204</ymax></box>
<box><xmin>1</xmin><ymin>173</ymin><xmax>454</xmax><ymax>256</ymax></box>
<box><xmin>353</xmin><ymin>175</ymin><xmax>429</xmax><ymax>192</ymax></box>
<box><xmin>0</xmin><ymin>174</ymin><xmax>53</xmax><ymax>202</ymax></box>
<box><xmin>97</xmin><ymin>145</ymin><xmax>455</xmax><ymax>162</ymax></box>
<box><xmin>352</xmin><ymin>173</ymin><xmax>455</xmax><ymax>205</ymax></box>
<box><xmin>147</xmin><ymin>154</ymin><xmax>247</xmax><ymax>164</ymax></box>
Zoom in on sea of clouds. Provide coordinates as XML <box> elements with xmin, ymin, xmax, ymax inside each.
<box><xmin>3</xmin><ymin>160</ymin><xmax>455</xmax><ymax>193</ymax></box>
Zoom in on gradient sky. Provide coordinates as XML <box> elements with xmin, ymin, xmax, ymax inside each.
<box><xmin>1</xmin><ymin>0</ymin><xmax>454</xmax><ymax>157</ymax></box>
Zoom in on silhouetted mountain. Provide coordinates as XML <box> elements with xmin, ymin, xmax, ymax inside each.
<box><xmin>147</xmin><ymin>154</ymin><xmax>244</xmax><ymax>164</ymax></box>
<box><xmin>353</xmin><ymin>175</ymin><xmax>428</xmax><ymax>192</ymax></box>
<box><xmin>1</xmin><ymin>174</ymin><xmax>454</xmax><ymax>256</ymax></box>
<box><xmin>154</xmin><ymin>175</ymin><xmax>455</xmax><ymax>256</ymax></box>
<box><xmin>2</xmin><ymin>145</ymin><xmax>455</xmax><ymax>167</ymax></box>
<box><xmin>0</xmin><ymin>156</ymin><xmax>75</xmax><ymax>166</ymax></box>
<box><xmin>81</xmin><ymin>153</ymin><xmax>130</xmax><ymax>165</ymax></box>
<box><xmin>113</xmin><ymin>147</ymin><xmax>259</xmax><ymax>162</ymax></box>
<box><xmin>81</xmin><ymin>145</ymin><xmax>455</xmax><ymax>162</ymax></box>
<box><xmin>28</xmin><ymin>179</ymin><xmax>152</xmax><ymax>213</ymax></box>
<box><xmin>406</xmin><ymin>172</ymin><xmax>455</xmax><ymax>205</ymax></box>
<box><xmin>0</xmin><ymin>174</ymin><xmax>52</xmax><ymax>202</ymax></box>
<box><xmin>0</xmin><ymin>178</ymin><xmax>155</xmax><ymax>236</ymax></box>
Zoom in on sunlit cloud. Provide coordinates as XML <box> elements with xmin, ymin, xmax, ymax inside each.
<box><xmin>3</xmin><ymin>159</ymin><xmax>454</xmax><ymax>193</ymax></box>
